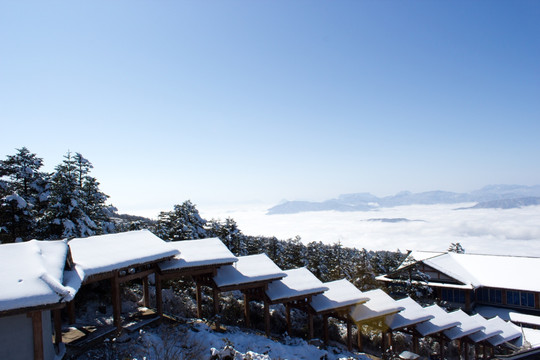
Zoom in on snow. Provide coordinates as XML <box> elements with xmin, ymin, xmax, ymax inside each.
<box><xmin>349</xmin><ymin>289</ymin><xmax>404</xmax><ymax>324</ymax></box>
<box><xmin>265</xmin><ymin>267</ymin><xmax>329</xmax><ymax>302</ymax></box>
<box><xmin>512</xmin><ymin>324</ymin><xmax>540</xmax><ymax>348</ymax></box>
<box><xmin>486</xmin><ymin>316</ymin><xmax>522</xmax><ymax>346</ymax></box>
<box><xmin>213</xmin><ymin>254</ymin><xmax>287</xmax><ymax>289</ymax></box>
<box><xmin>79</xmin><ymin>321</ymin><xmax>372</xmax><ymax>360</ymax></box>
<box><xmin>310</xmin><ymin>279</ymin><xmax>369</xmax><ymax>314</ymax></box>
<box><xmin>0</xmin><ymin>239</ymin><xmax>76</xmax><ymax>312</ymax></box>
<box><xmin>4</xmin><ymin>193</ymin><xmax>27</xmax><ymax>209</ymax></box>
<box><xmin>385</xmin><ymin>297</ymin><xmax>434</xmax><ymax>330</ymax></box>
<box><xmin>476</xmin><ymin>305</ymin><xmax>540</xmax><ymax>328</ymax></box>
<box><xmin>443</xmin><ymin>309</ymin><xmax>485</xmax><ymax>340</ymax></box>
<box><xmin>405</xmin><ymin>251</ymin><xmax>540</xmax><ymax>293</ymax></box>
<box><xmin>68</xmin><ymin>230</ymin><xmax>179</xmax><ymax>279</ymax></box>
<box><xmin>158</xmin><ymin>237</ymin><xmax>237</xmax><ymax>272</ymax></box>
<box><xmin>467</xmin><ymin>314</ymin><xmax>503</xmax><ymax>343</ymax></box>
<box><xmin>414</xmin><ymin>304</ymin><xmax>461</xmax><ymax>336</ymax></box>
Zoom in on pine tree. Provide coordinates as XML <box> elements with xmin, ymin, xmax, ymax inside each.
<box><xmin>41</xmin><ymin>151</ymin><xmax>114</xmax><ymax>239</ymax></box>
<box><xmin>0</xmin><ymin>147</ymin><xmax>49</xmax><ymax>242</ymax></box>
<box><xmin>156</xmin><ymin>200</ymin><xmax>208</xmax><ymax>241</ymax></box>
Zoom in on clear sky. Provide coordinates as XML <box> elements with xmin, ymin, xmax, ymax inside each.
<box><xmin>1</xmin><ymin>1</ymin><xmax>539</xmax><ymax>217</ymax></box>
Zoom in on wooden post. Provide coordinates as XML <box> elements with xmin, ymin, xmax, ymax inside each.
<box><xmin>381</xmin><ymin>331</ymin><xmax>387</xmax><ymax>355</ymax></box>
<box><xmin>244</xmin><ymin>292</ymin><xmax>251</xmax><ymax>328</ymax></box>
<box><xmin>323</xmin><ymin>314</ymin><xmax>329</xmax><ymax>344</ymax></box>
<box><xmin>440</xmin><ymin>336</ymin><xmax>445</xmax><ymax>360</ymax></box>
<box><xmin>29</xmin><ymin>311</ymin><xmax>44</xmax><ymax>360</ymax></box>
<box><xmin>264</xmin><ymin>299</ymin><xmax>270</xmax><ymax>337</ymax></box>
<box><xmin>196</xmin><ymin>282</ymin><xmax>203</xmax><ymax>319</ymax></box>
<box><xmin>413</xmin><ymin>334</ymin><xmax>419</xmax><ymax>354</ymax></box>
<box><xmin>53</xmin><ymin>309</ymin><xmax>62</xmax><ymax>345</ymax></box>
<box><xmin>308</xmin><ymin>312</ymin><xmax>314</xmax><ymax>340</ymax></box>
<box><xmin>388</xmin><ymin>331</ymin><xmax>393</xmax><ymax>352</ymax></box>
<box><xmin>213</xmin><ymin>287</ymin><xmax>221</xmax><ymax>329</ymax></box>
<box><xmin>464</xmin><ymin>340</ymin><xmax>469</xmax><ymax>360</ymax></box>
<box><xmin>67</xmin><ymin>300</ymin><xmax>76</xmax><ymax>324</ymax></box>
<box><xmin>346</xmin><ymin>318</ymin><xmax>352</xmax><ymax>351</ymax></box>
<box><xmin>285</xmin><ymin>303</ymin><xmax>291</xmax><ymax>335</ymax></box>
<box><xmin>142</xmin><ymin>276</ymin><xmax>150</xmax><ymax>308</ymax></box>
<box><xmin>357</xmin><ymin>324</ymin><xmax>363</xmax><ymax>351</ymax></box>
<box><xmin>155</xmin><ymin>272</ymin><xmax>163</xmax><ymax>317</ymax></box>
<box><xmin>466</xmin><ymin>290</ymin><xmax>471</xmax><ymax>312</ymax></box>
<box><xmin>111</xmin><ymin>272</ymin><xmax>122</xmax><ymax>332</ymax></box>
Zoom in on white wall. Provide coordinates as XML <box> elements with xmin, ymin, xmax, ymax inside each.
<box><xmin>0</xmin><ymin>310</ymin><xmax>56</xmax><ymax>360</ymax></box>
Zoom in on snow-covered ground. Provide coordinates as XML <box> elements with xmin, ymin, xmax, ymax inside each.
<box><xmin>78</xmin><ymin>320</ymin><xmax>372</xmax><ymax>360</ymax></box>
<box><xmin>199</xmin><ymin>203</ymin><xmax>540</xmax><ymax>256</ymax></box>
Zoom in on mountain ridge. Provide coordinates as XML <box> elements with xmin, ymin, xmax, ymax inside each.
<box><xmin>267</xmin><ymin>185</ymin><xmax>540</xmax><ymax>215</ymax></box>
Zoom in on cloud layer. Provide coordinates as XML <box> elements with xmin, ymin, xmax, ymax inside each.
<box><xmin>201</xmin><ymin>203</ymin><xmax>540</xmax><ymax>256</ymax></box>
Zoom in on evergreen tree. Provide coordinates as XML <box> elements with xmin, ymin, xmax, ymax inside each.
<box><xmin>156</xmin><ymin>200</ymin><xmax>208</xmax><ymax>241</ymax></box>
<box><xmin>41</xmin><ymin>151</ymin><xmax>113</xmax><ymax>239</ymax></box>
<box><xmin>0</xmin><ymin>147</ymin><xmax>49</xmax><ymax>242</ymax></box>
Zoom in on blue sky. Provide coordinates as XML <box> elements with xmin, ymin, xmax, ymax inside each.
<box><xmin>1</xmin><ymin>1</ymin><xmax>539</xmax><ymax>216</ymax></box>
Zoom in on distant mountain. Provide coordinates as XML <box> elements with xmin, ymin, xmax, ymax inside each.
<box><xmin>456</xmin><ymin>197</ymin><xmax>540</xmax><ymax>210</ymax></box>
<box><xmin>267</xmin><ymin>185</ymin><xmax>540</xmax><ymax>215</ymax></box>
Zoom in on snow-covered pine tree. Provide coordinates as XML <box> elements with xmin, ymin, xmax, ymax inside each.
<box><xmin>41</xmin><ymin>151</ymin><xmax>113</xmax><ymax>239</ymax></box>
<box><xmin>206</xmin><ymin>217</ymin><xmax>245</xmax><ymax>255</ymax></box>
<box><xmin>156</xmin><ymin>200</ymin><xmax>208</xmax><ymax>241</ymax></box>
<box><xmin>0</xmin><ymin>147</ymin><xmax>49</xmax><ymax>243</ymax></box>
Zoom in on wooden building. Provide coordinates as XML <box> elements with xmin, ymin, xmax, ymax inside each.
<box><xmin>0</xmin><ymin>240</ymin><xmax>80</xmax><ymax>360</ymax></box>
<box><xmin>67</xmin><ymin>230</ymin><xmax>179</xmax><ymax>332</ymax></box>
<box><xmin>378</xmin><ymin>251</ymin><xmax>540</xmax><ymax>314</ymax></box>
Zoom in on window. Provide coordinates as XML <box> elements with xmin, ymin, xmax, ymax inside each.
<box><xmin>507</xmin><ymin>290</ymin><xmax>535</xmax><ymax>308</ymax></box>
<box><xmin>442</xmin><ymin>288</ymin><xmax>465</xmax><ymax>303</ymax></box>
<box><xmin>477</xmin><ymin>288</ymin><xmax>502</xmax><ymax>305</ymax></box>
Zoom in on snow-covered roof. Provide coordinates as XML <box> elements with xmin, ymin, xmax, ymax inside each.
<box><xmin>213</xmin><ymin>254</ymin><xmax>286</xmax><ymax>289</ymax></box>
<box><xmin>400</xmin><ymin>251</ymin><xmax>540</xmax><ymax>292</ymax></box>
<box><xmin>265</xmin><ymin>268</ymin><xmax>329</xmax><ymax>303</ymax></box>
<box><xmin>158</xmin><ymin>238</ymin><xmax>237</xmax><ymax>272</ymax></box>
<box><xmin>398</xmin><ymin>251</ymin><xmax>445</xmax><ymax>270</ymax></box>
<box><xmin>467</xmin><ymin>314</ymin><xmax>503</xmax><ymax>343</ymax></box>
<box><xmin>310</xmin><ymin>279</ymin><xmax>369</xmax><ymax>314</ymax></box>
<box><xmin>385</xmin><ymin>297</ymin><xmax>434</xmax><ymax>330</ymax></box>
<box><xmin>486</xmin><ymin>316</ymin><xmax>522</xmax><ymax>346</ymax></box>
<box><xmin>68</xmin><ymin>230</ymin><xmax>179</xmax><ymax>280</ymax></box>
<box><xmin>349</xmin><ymin>289</ymin><xmax>404</xmax><ymax>324</ymax></box>
<box><xmin>0</xmin><ymin>240</ymin><xmax>78</xmax><ymax>313</ymax></box>
<box><xmin>443</xmin><ymin>309</ymin><xmax>485</xmax><ymax>340</ymax></box>
<box><xmin>476</xmin><ymin>305</ymin><xmax>540</xmax><ymax>328</ymax></box>
<box><xmin>414</xmin><ymin>304</ymin><xmax>461</xmax><ymax>336</ymax></box>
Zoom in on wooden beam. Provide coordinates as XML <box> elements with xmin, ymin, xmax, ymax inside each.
<box><xmin>412</xmin><ymin>334</ymin><xmax>419</xmax><ymax>354</ymax></box>
<box><xmin>155</xmin><ymin>271</ymin><xmax>163</xmax><ymax>317</ymax></box>
<box><xmin>357</xmin><ymin>324</ymin><xmax>363</xmax><ymax>351</ymax></box>
<box><xmin>213</xmin><ymin>287</ymin><xmax>221</xmax><ymax>330</ymax></box>
<box><xmin>264</xmin><ymin>299</ymin><xmax>270</xmax><ymax>337</ymax></box>
<box><xmin>53</xmin><ymin>309</ymin><xmax>62</xmax><ymax>345</ymax></box>
<box><xmin>142</xmin><ymin>276</ymin><xmax>150</xmax><ymax>308</ymax></box>
<box><xmin>111</xmin><ymin>272</ymin><xmax>122</xmax><ymax>332</ymax></box>
<box><xmin>67</xmin><ymin>299</ymin><xmax>76</xmax><ymax>324</ymax></box>
<box><xmin>244</xmin><ymin>293</ymin><xmax>251</xmax><ymax>328</ymax></box>
<box><xmin>308</xmin><ymin>312</ymin><xmax>314</xmax><ymax>340</ymax></box>
<box><xmin>29</xmin><ymin>311</ymin><xmax>44</xmax><ymax>360</ymax></box>
<box><xmin>196</xmin><ymin>282</ymin><xmax>203</xmax><ymax>319</ymax></box>
<box><xmin>323</xmin><ymin>314</ymin><xmax>329</xmax><ymax>344</ymax></box>
<box><xmin>285</xmin><ymin>303</ymin><xmax>291</xmax><ymax>335</ymax></box>
<box><xmin>346</xmin><ymin>318</ymin><xmax>352</xmax><ymax>351</ymax></box>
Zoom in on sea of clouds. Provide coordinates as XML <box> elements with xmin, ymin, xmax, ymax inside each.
<box><xmin>199</xmin><ymin>203</ymin><xmax>540</xmax><ymax>257</ymax></box>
